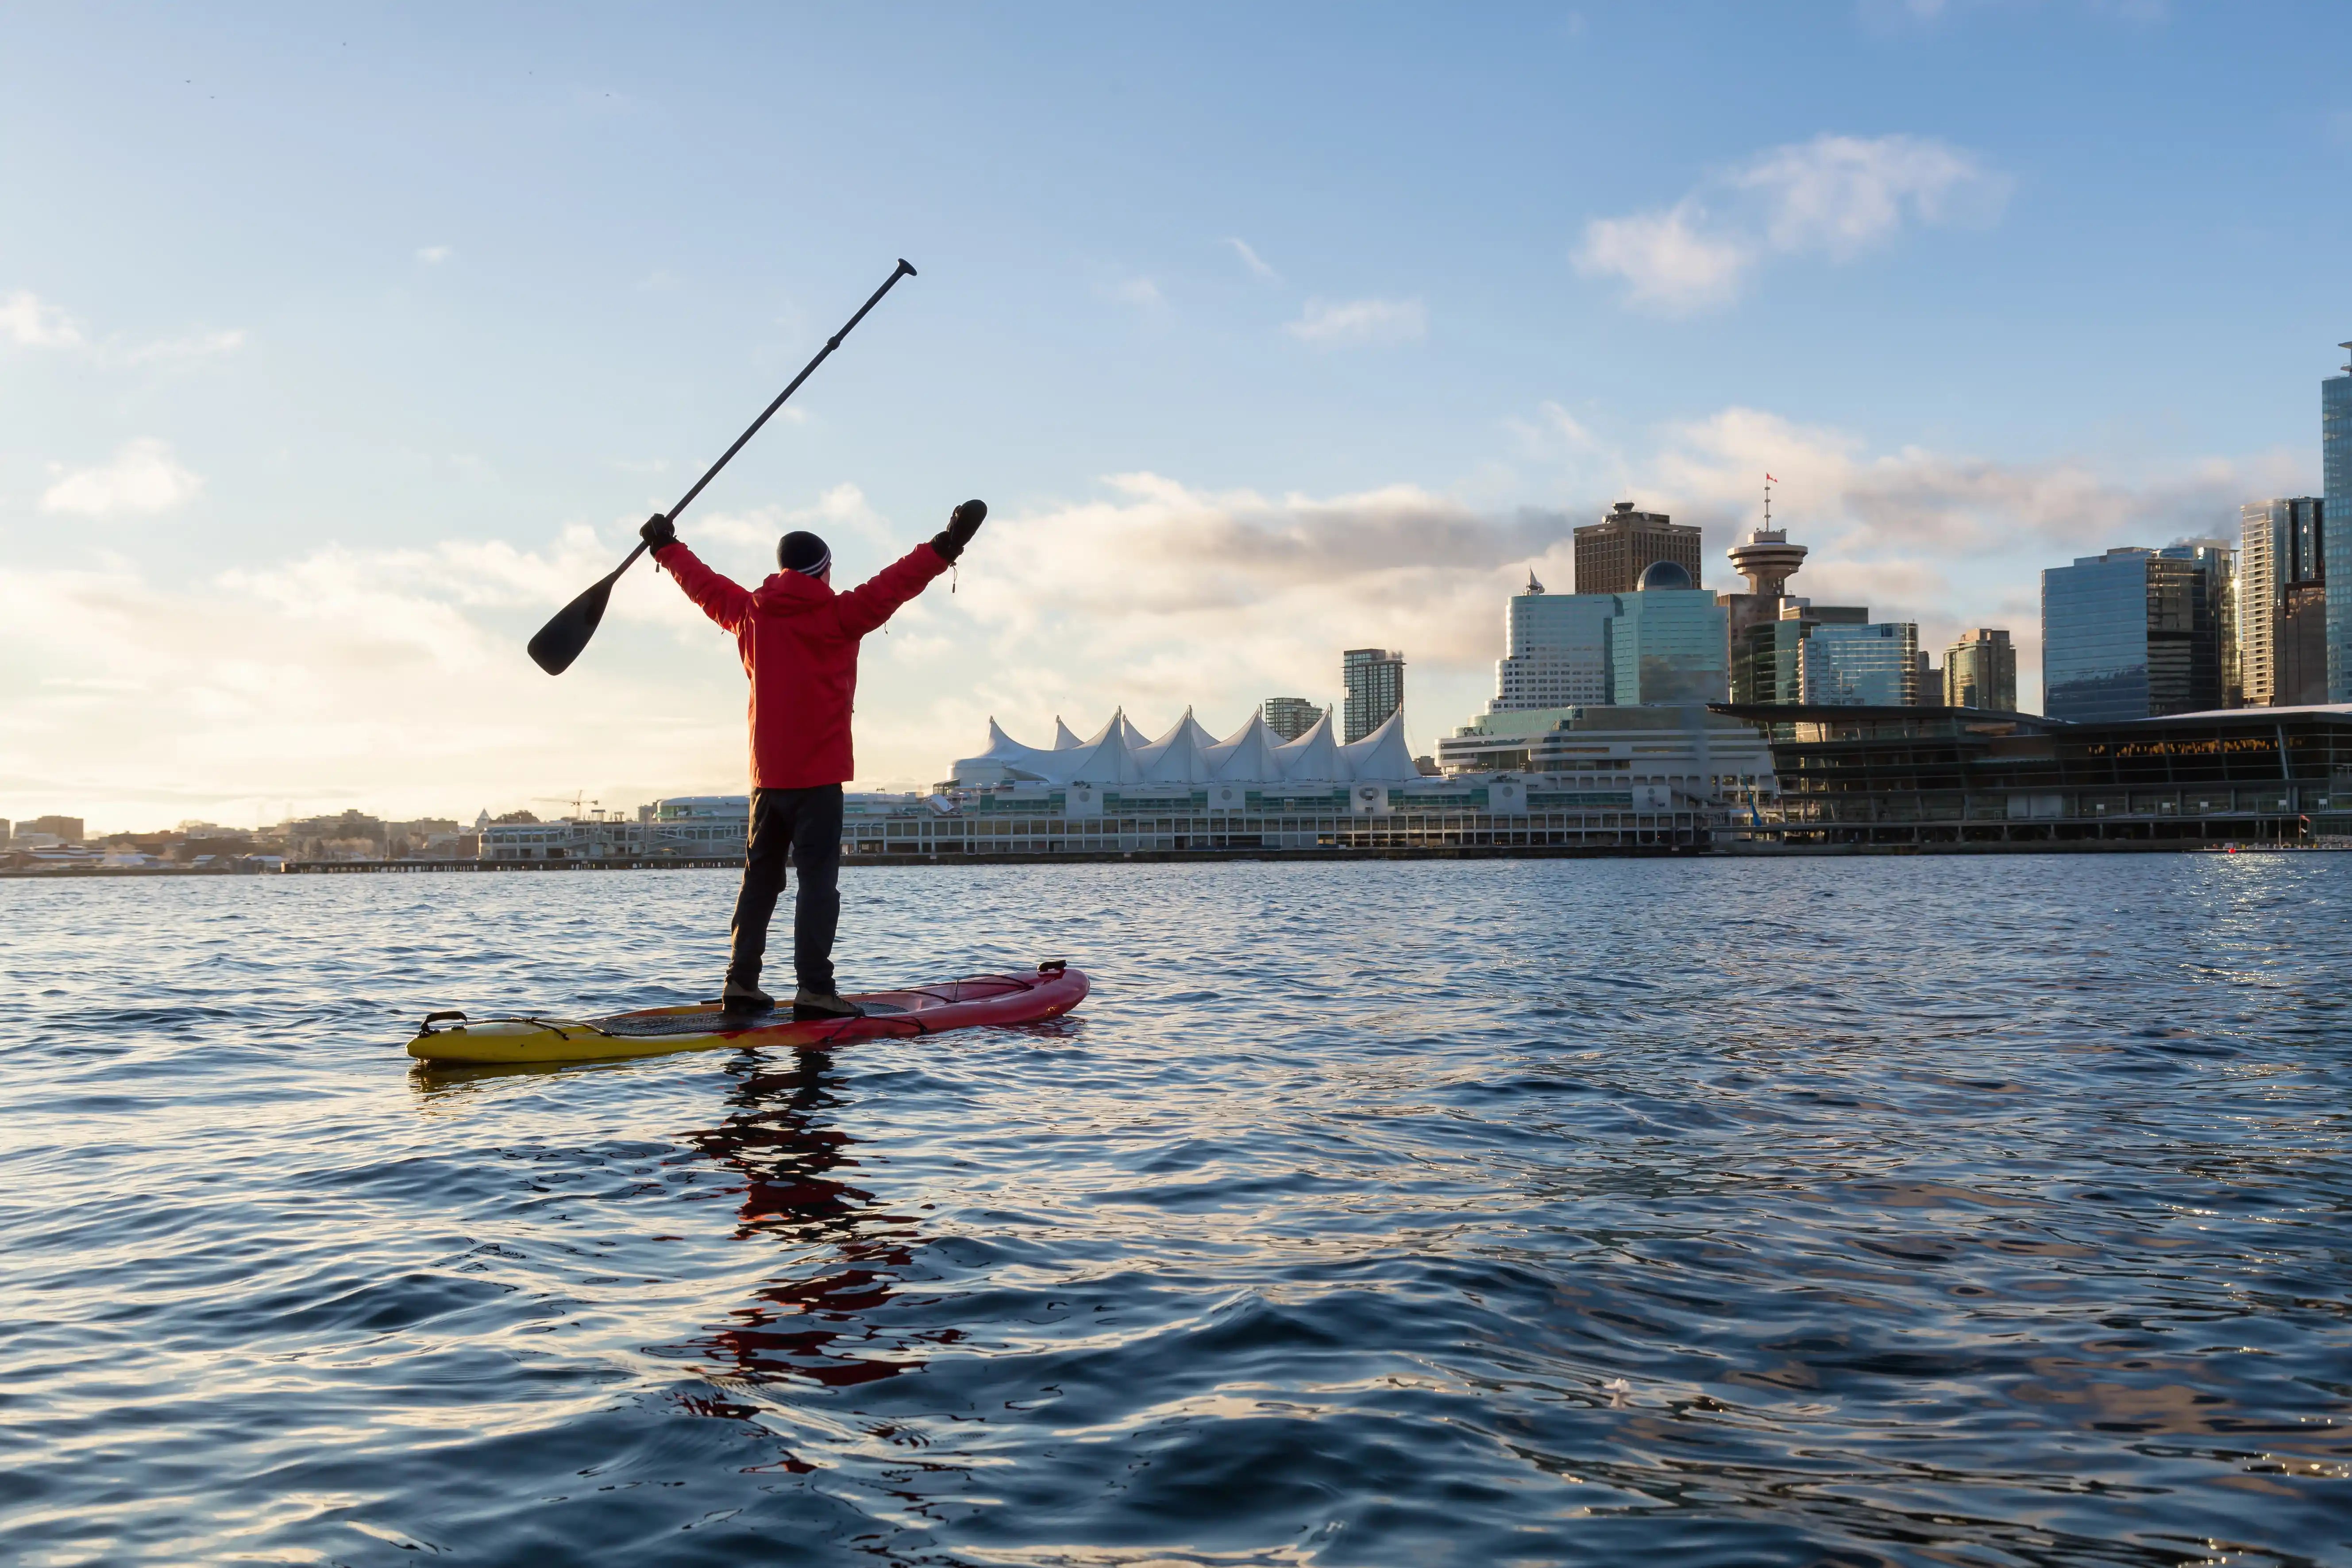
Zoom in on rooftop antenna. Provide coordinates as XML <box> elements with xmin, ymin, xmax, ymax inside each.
<box><xmin>2341</xmin><ymin>341</ymin><xmax>2352</xmax><ymax>373</ymax></box>
<box><xmin>1763</xmin><ymin>472</ymin><xmax>1775</xmax><ymax>532</ymax></box>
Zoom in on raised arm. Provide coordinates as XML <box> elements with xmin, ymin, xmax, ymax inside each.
<box><xmin>830</xmin><ymin>540</ymin><xmax>952</xmax><ymax>639</ymax></box>
<box><xmin>645</xmin><ymin>519</ymin><xmax>752</xmax><ymax>633</ymax></box>
<box><xmin>828</xmin><ymin>499</ymin><xmax>987</xmax><ymax>640</ymax></box>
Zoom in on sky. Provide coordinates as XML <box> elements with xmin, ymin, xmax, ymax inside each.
<box><xmin>3</xmin><ymin>1</ymin><xmax>2348</xmax><ymax>832</ymax></box>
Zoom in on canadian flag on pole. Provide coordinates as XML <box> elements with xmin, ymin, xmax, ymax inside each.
<box><xmin>1766</xmin><ymin>473</ymin><xmax>1778</xmax><ymax>483</ymax></box>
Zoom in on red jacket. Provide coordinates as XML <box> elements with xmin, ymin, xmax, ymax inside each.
<box><xmin>655</xmin><ymin>539</ymin><xmax>951</xmax><ymax>789</ymax></box>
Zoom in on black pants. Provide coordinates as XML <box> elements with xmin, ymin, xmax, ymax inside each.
<box><xmin>728</xmin><ymin>784</ymin><xmax>844</xmax><ymax>994</ymax></box>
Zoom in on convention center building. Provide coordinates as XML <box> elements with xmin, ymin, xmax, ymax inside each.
<box><xmin>1723</xmin><ymin>702</ymin><xmax>2352</xmax><ymax>847</ymax></box>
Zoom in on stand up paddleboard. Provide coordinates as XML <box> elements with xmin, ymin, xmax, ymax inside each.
<box><xmin>409</xmin><ymin>960</ymin><xmax>1088</xmax><ymax>1066</ymax></box>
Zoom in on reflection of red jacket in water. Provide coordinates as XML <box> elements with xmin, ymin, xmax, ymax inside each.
<box><xmin>653</xmin><ymin>539</ymin><xmax>951</xmax><ymax>789</ymax></box>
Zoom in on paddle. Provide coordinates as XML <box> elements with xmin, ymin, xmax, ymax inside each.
<box><xmin>527</xmin><ymin>258</ymin><xmax>919</xmax><ymax>675</ymax></box>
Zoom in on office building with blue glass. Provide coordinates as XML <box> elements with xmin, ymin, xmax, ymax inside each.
<box><xmin>1606</xmin><ymin>561</ymin><xmax>1728</xmax><ymax>705</ymax></box>
<box><xmin>2325</xmin><ymin>343</ymin><xmax>2352</xmax><ymax>700</ymax></box>
<box><xmin>2043</xmin><ymin>546</ymin><xmax>2227</xmax><ymax>722</ymax></box>
<box><xmin>1801</xmin><ymin>621</ymin><xmax>1920</xmax><ymax>705</ymax></box>
<box><xmin>1483</xmin><ymin>561</ymin><xmax>1728</xmax><ymax>709</ymax></box>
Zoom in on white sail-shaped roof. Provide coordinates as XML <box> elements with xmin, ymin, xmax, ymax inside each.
<box><xmin>950</xmin><ymin>707</ymin><xmax>1421</xmax><ymax>790</ymax></box>
<box><xmin>1338</xmin><ymin>709</ymin><xmax>1419</xmax><ymax>783</ymax></box>
<box><xmin>1273</xmin><ymin>709</ymin><xmax>1346</xmax><ymax>781</ymax></box>
<box><xmin>1137</xmin><ymin>709</ymin><xmax>1220</xmax><ymax>783</ymax></box>
<box><xmin>1210</xmin><ymin>712</ymin><xmax>1286</xmax><ymax>782</ymax></box>
<box><xmin>949</xmin><ymin>717</ymin><xmax>1064</xmax><ymax>783</ymax></box>
<box><xmin>1062</xmin><ymin>711</ymin><xmax>1145</xmax><ymax>785</ymax></box>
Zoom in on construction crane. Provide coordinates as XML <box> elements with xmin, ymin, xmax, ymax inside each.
<box><xmin>533</xmin><ymin>793</ymin><xmax>601</xmax><ymax>821</ymax></box>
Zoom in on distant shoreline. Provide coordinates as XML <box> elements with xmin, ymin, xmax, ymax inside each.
<box><xmin>5</xmin><ymin>840</ymin><xmax>2339</xmax><ymax>880</ymax></box>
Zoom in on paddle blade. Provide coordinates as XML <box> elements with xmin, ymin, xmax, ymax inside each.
<box><xmin>528</xmin><ymin>577</ymin><xmax>615</xmax><ymax>675</ymax></box>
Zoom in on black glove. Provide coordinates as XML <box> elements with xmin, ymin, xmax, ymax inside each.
<box><xmin>640</xmin><ymin>513</ymin><xmax>678</xmax><ymax>551</ymax></box>
<box><xmin>931</xmin><ymin>499</ymin><xmax>987</xmax><ymax>562</ymax></box>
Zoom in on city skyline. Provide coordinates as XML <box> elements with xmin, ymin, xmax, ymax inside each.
<box><xmin>4</xmin><ymin>7</ymin><xmax>2346</xmax><ymax>828</ymax></box>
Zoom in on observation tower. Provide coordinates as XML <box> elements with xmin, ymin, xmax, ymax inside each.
<box><xmin>1726</xmin><ymin>477</ymin><xmax>1807</xmax><ymax>597</ymax></box>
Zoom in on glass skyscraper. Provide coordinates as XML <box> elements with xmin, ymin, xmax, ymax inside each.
<box><xmin>1606</xmin><ymin>563</ymin><xmax>1728</xmax><ymax>705</ymax></box>
<box><xmin>1944</xmin><ymin>628</ymin><xmax>2017</xmax><ymax>711</ymax></box>
<box><xmin>2043</xmin><ymin>547</ymin><xmax>2225</xmax><ymax>722</ymax></box>
<box><xmin>2325</xmin><ymin>344</ymin><xmax>2352</xmax><ymax>701</ymax></box>
<box><xmin>1800</xmin><ymin>622</ymin><xmax>1920</xmax><ymax>705</ymax></box>
<box><xmin>1731</xmin><ymin>605</ymin><xmax>1923</xmax><ymax>707</ymax></box>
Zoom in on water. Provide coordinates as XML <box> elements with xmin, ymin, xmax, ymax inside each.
<box><xmin>1</xmin><ymin>859</ymin><xmax>2347</xmax><ymax>1566</ymax></box>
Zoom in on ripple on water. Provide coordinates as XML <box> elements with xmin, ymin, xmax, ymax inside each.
<box><xmin>0</xmin><ymin>859</ymin><xmax>2348</xmax><ymax>1565</ymax></box>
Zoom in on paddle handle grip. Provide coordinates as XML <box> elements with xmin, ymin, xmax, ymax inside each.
<box><xmin>663</xmin><ymin>258</ymin><xmax>918</xmax><ymax>524</ymax></box>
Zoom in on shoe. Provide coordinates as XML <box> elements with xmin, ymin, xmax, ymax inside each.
<box><xmin>792</xmin><ymin>986</ymin><xmax>865</xmax><ymax>1020</ymax></box>
<box><xmin>721</xmin><ymin>981</ymin><xmax>775</xmax><ymax>1014</ymax></box>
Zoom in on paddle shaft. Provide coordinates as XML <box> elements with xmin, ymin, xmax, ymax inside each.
<box><xmin>527</xmin><ymin>259</ymin><xmax>917</xmax><ymax>675</ymax></box>
<box><xmin>667</xmin><ymin>258</ymin><xmax>917</xmax><ymax>527</ymax></box>
<box><xmin>606</xmin><ymin>259</ymin><xmax>921</xmax><ymax>581</ymax></box>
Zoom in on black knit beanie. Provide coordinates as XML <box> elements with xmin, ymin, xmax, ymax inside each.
<box><xmin>778</xmin><ymin>530</ymin><xmax>831</xmax><ymax>577</ymax></box>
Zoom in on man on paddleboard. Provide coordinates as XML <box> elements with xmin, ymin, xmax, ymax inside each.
<box><xmin>639</xmin><ymin>501</ymin><xmax>986</xmax><ymax>1020</ymax></box>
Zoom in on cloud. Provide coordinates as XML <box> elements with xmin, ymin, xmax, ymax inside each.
<box><xmin>1644</xmin><ymin>406</ymin><xmax>2288</xmax><ymax>562</ymax></box>
<box><xmin>1104</xmin><ymin>275</ymin><xmax>1167</xmax><ymax>315</ymax></box>
<box><xmin>3</xmin><ymin>289</ymin><xmax>246</xmax><ymax>366</ymax></box>
<box><xmin>1</xmin><ymin>416</ymin><xmax>2295</xmax><ymax>818</ymax></box>
<box><xmin>1505</xmin><ymin>400</ymin><xmax>1604</xmax><ymax>461</ymax></box>
<box><xmin>1627</xmin><ymin>405</ymin><xmax>2294</xmax><ymax>708</ymax></box>
<box><xmin>121</xmin><ymin>328</ymin><xmax>246</xmax><ymax>365</ymax></box>
<box><xmin>0</xmin><ymin>524</ymin><xmax>744</xmax><ymax>829</ymax></box>
<box><xmin>694</xmin><ymin>483</ymin><xmax>899</xmax><ymax>556</ymax></box>
<box><xmin>40</xmin><ymin>440</ymin><xmax>205</xmax><ymax>517</ymax></box>
<box><xmin>1573</xmin><ymin>201</ymin><xmax>1750</xmax><ymax>314</ymax></box>
<box><xmin>925</xmin><ymin>477</ymin><xmax>1574</xmax><ymax>766</ymax></box>
<box><xmin>0</xmin><ymin>290</ymin><xmax>86</xmax><ymax>349</ymax></box>
<box><xmin>1284</xmin><ymin>297</ymin><xmax>1427</xmax><ymax>347</ymax></box>
<box><xmin>1576</xmin><ymin>133</ymin><xmax>2008</xmax><ymax>313</ymax></box>
<box><xmin>1737</xmin><ymin>135</ymin><xmax>2009</xmax><ymax>259</ymax></box>
<box><xmin>417</xmin><ymin>246</ymin><xmax>454</xmax><ymax>264</ymax></box>
<box><xmin>1223</xmin><ymin>237</ymin><xmax>1282</xmax><ymax>282</ymax></box>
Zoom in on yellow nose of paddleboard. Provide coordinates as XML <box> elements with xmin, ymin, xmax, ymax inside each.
<box><xmin>407</xmin><ymin>1018</ymin><xmax>616</xmax><ymax>1064</ymax></box>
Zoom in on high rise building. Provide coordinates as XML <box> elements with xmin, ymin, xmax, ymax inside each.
<box><xmin>2325</xmin><ymin>343</ymin><xmax>2352</xmax><ymax>700</ymax></box>
<box><xmin>1575</xmin><ymin>501</ymin><xmax>1702</xmax><ymax>595</ymax></box>
<box><xmin>1732</xmin><ymin>604</ymin><xmax>1867</xmax><ymax>705</ymax></box>
<box><xmin>1913</xmin><ymin>651</ymin><xmax>1941</xmax><ymax>708</ymax></box>
<box><xmin>1261</xmin><ymin>697</ymin><xmax>1325</xmax><ymax>741</ymax></box>
<box><xmin>1944</xmin><ymin>628</ymin><xmax>2017</xmax><ymax>711</ymax></box>
<box><xmin>2282</xmin><ymin>579</ymin><xmax>2330</xmax><ymax>705</ymax></box>
<box><xmin>1492</xmin><ymin>571</ymin><xmax>1617</xmax><ymax>710</ymax></box>
<box><xmin>2042</xmin><ymin>546</ymin><xmax>2225</xmax><ymax>722</ymax></box>
<box><xmin>1799</xmin><ymin>621</ymin><xmax>1919</xmax><ymax>705</ymax></box>
<box><xmin>1342</xmin><ymin>649</ymin><xmax>1405</xmax><ymax>742</ymax></box>
<box><xmin>1606</xmin><ymin>561</ymin><xmax>1728</xmax><ymax>704</ymax></box>
<box><xmin>2240</xmin><ymin>498</ymin><xmax>2326</xmax><ymax>707</ymax></box>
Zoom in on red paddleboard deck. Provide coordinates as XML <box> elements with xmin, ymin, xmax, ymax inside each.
<box><xmin>408</xmin><ymin>962</ymin><xmax>1088</xmax><ymax>1065</ymax></box>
